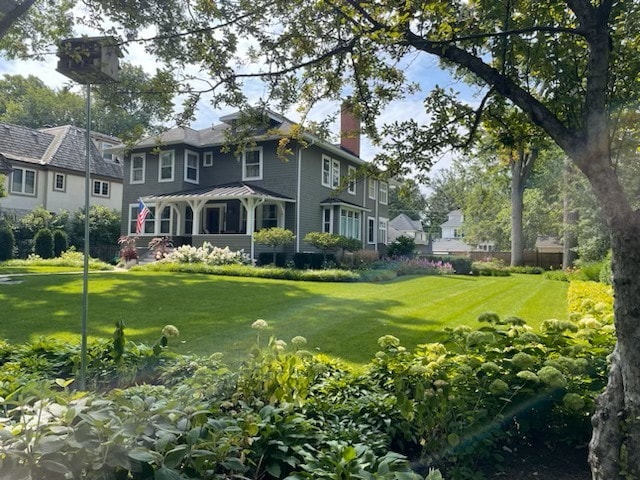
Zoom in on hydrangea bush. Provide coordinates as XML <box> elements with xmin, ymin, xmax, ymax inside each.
<box><xmin>164</xmin><ymin>242</ymin><xmax>252</xmax><ymax>265</ymax></box>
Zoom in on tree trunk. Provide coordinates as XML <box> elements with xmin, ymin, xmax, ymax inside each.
<box><xmin>510</xmin><ymin>149</ymin><xmax>536</xmax><ymax>267</ymax></box>
<box><xmin>589</xmin><ymin>219</ymin><xmax>640</xmax><ymax>479</ymax></box>
<box><xmin>562</xmin><ymin>159</ymin><xmax>578</xmax><ymax>269</ymax></box>
<box><xmin>510</xmin><ymin>166</ymin><xmax>525</xmax><ymax>266</ymax></box>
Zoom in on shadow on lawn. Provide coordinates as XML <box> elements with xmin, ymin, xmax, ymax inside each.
<box><xmin>2</xmin><ymin>271</ymin><xmax>447</xmax><ymax>365</ymax></box>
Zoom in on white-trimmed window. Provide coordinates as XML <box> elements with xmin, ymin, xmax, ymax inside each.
<box><xmin>130</xmin><ymin>153</ymin><xmax>146</xmax><ymax>184</ymax></box>
<box><xmin>331</xmin><ymin>159</ymin><xmax>340</xmax><ymax>188</ymax></box>
<box><xmin>128</xmin><ymin>205</ymin><xmax>172</xmax><ymax>235</ymax></box>
<box><xmin>11</xmin><ymin>167</ymin><xmax>36</xmax><ymax>195</ymax></box>
<box><xmin>129</xmin><ymin>204</ymin><xmax>155</xmax><ymax>235</ymax></box>
<box><xmin>102</xmin><ymin>142</ymin><xmax>114</xmax><ymax>161</ymax></box>
<box><xmin>261</xmin><ymin>204</ymin><xmax>278</xmax><ymax>229</ymax></box>
<box><xmin>321</xmin><ymin>156</ymin><xmax>340</xmax><ymax>188</ymax></box>
<box><xmin>367</xmin><ymin>217</ymin><xmax>375</xmax><ymax>244</ymax></box>
<box><xmin>379</xmin><ymin>181</ymin><xmax>388</xmax><ymax>205</ymax></box>
<box><xmin>242</xmin><ymin>147</ymin><xmax>263</xmax><ymax>180</ymax></box>
<box><xmin>185</xmin><ymin>150</ymin><xmax>199</xmax><ymax>184</ymax></box>
<box><xmin>322</xmin><ymin>207</ymin><xmax>333</xmax><ymax>233</ymax></box>
<box><xmin>160</xmin><ymin>206</ymin><xmax>172</xmax><ymax>234</ymax></box>
<box><xmin>378</xmin><ymin>217</ymin><xmax>388</xmax><ymax>244</ymax></box>
<box><xmin>159</xmin><ymin>150</ymin><xmax>175</xmax><ymax>182</ymax></box>
<box><xmin>185</xmin><ymin>207</ymin><xmax>193</xmax><ymax>234</ymax></box>
<box><xmin>347</xmin><ymin>165</ymin><xmax>357</xmax><ymax>195</ymax></box>
<box><xmin>92</xmin><ymin>180</ymin><xmax>110</xmax><ymax>197</ymax></box>
<box><xmin>339</xmin><ymin>208</ymin><xmax>361</xmax><ymax>240</ymax></box>
<box><xmin>322</xmin><ymin>156</ymin><xmax>331</xmax><ymax>187</ymax></box>
<box><xmin>368</xmin><ymin>178</ymin><xmax>377</xmax><ymax>200</ymax></box>
<box><xmin>203</xmin><ymin>151</ymin><xmax>214</xmax><ymax>167</ymax></box>
<box><xmin>54</xmin><ymin>173</ymin><xmax>65</xmax><ymax>192</ymax></box>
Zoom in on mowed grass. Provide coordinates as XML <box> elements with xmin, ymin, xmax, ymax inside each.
<box><xmin>0</xmin><ymin>271</ymin><xmax>568</xmax><ymax>365</ymax></box>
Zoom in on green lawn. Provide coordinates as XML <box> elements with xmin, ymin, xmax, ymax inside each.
<box><xmin>0</xmin><ymin>271</ymin><xmax>568</xmax><ymax>365</ymax></box>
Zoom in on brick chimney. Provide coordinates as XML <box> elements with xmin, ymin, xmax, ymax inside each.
<box><xmin>340</xmin><ymin>99</ymin><xmax>360</xmax><ymax>157</ymax></box>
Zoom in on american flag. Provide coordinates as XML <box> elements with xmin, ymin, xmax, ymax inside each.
<box><xmin>136</xmin><ymin>198</ymin><xmax>150</xmax><ymax>235</ymax></box>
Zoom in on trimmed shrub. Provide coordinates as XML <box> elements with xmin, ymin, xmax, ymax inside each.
<box><xmin>386</xmin><ymin>235</ymin><xmax>416</xmax><ymax>258</ymax></box>
<box><xmin>544</xmin><ymin>269</ymin><xmax>570</xmax><ymax>282</ymax></box>
<box><xmin>509</xmin><ymin>265</ymin><xmax>544</xmax><ymax>274</ymax></box>
<box><xmin>472</xmin><ymin>260</ymin><xmax>511</xmax><ymax>276</ymax></box>
<box><xmin>53</xmin><ymin>229</ymin><xmax>68</xmax><ymax>257</ymax></box>
<box><xmin>258</xmin><ymin>252</ymin><xmax>287</xmax><ymax>267</ymax></box>
<box><xmin>0</xmin><ymin>226</ymin><xmax>14</xmax><ymax>261</ymax></box>
<box><xmin>33</xmin><ymin>228</ymin><xmax>55</xmax><ymax>259</ymax></box>
<box><xmin>293</xmin><ymin>252</ymin><xmax>335</xmax><ymax>269</ymax></box>
<box><xmin>420</xmin><ymin>254</ymin><xmax>472</xmax><ymax>274</ymax></box>
<box><xmin>450</xmin><ymin>256</ymin><xmax>473</xmax><ymax>274</ymax></box>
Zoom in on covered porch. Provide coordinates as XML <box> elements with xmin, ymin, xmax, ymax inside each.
<box><xmin>141</xmin><ymin>182</ymin><xmax>295</xmax><ymax>259</ymax></box>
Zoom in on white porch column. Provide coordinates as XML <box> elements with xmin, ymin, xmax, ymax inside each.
<box><xmin>175</xmin><ymin>203</ymin><xmax>184</xmax><ymax>236</ymax></box>
<box><xmin>187</xmin><ymin>199</ymin><xmax>208</xmax><ymax>236</ymax></box>
<box><xmin>240</xmin><ymin>197</ymin><xmax>265</xmax><ymax>260</ymax></box>
<box><xmin>277</xmin><ymin>202</ymin><xmax>286</xmax><ymax>228</ymax></box>
<box><xmin>153</xmin><ymin>200</ymin><xmax>168</xmax><ymax>236</ymax></box>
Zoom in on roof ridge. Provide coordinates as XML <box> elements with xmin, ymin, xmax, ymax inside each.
<box><xmin>40</xmin><ymin>125</ymin><xmax>71</xmax><ymax>165</ymax></box>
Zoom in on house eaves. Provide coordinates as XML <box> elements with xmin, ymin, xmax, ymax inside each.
<box><xmin>319</xmin><ymin>197</ymin><xmax>371</xmax><ymax>212</ymax></box>
<box><xmin>0</xmin><ymin>154</ymin><xmax>12</xmax><ymax>173</ymax></box>
<box><xmin>110</xmin><ymin>109</ymin><xmax>368</xmax><ymax>166</ymax></box>
<box><xmin>142</xmin><ymin>182</ymin><xmax>295</xmax><ymax>203</ymax></box>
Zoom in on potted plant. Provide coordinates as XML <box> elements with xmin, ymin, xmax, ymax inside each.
<box><xmin>118</xmin><ymin>236</ymin><xmax>139</xmax><ymax>268</ymax></box>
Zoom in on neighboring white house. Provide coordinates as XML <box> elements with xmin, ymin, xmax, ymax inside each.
<box><xmin>0</xmin><ymin>123</ymin><xmax>123</xmax><ymax>217</ymax></box>
<box><xmin>432</xmin><ymin>209</ymin><xmax>495</xmax><ymax>254</ymax></box>
<box><xmin>535</xmin><ymin>235</ymin><xmax>563</xmax><ymax>253</ymax></box>
<box><xmin>388</xmin><ymin>213</ymin><xmax>430</xmax><ymax>253</ymax></box>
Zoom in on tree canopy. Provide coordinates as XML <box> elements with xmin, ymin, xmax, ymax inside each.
<box><xmin>0</xmin><ymin>66</ymin><xmax>174</xmax><ymax>139</ymax></box>
<box><xmin>3</xmin><ymin>0</ymin><xmax>640</xmax><ymax>477</ymax></box>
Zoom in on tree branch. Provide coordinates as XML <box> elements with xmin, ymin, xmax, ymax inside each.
<box><xmin>0</xmin><ymin>0</ymin><xmax>38</xmax><ymax>39</ymax></box>
<box><xmin>402</xmin><ymin>30</ymin><xmax>581</xmax><ymax>157</ymax></box>
<box><xmin>431</xmin><ymin>25</ymin><xmax>585</xmax><ymax>45</ymax></box>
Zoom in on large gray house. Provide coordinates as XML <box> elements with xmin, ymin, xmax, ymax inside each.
<box><xmin>117</xmin><ymin>108</ymin><xmax>390</xmax><ymax>259</ymax></box>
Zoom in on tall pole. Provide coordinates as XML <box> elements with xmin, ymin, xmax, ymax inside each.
<box><xmin>80</xmin><ymin>83</ymin><xmax>91</xmax><ymax>391</ymax></box>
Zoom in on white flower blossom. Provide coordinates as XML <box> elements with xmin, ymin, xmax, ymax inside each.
<box><xmin>252</xmin><ymin>319</ymin><xmax>268</xmax><ymax>329</ymax></box>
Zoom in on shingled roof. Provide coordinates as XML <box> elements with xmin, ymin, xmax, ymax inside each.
<box><xmin>0</xmin><ymin>123</ymin><xmax>123</xmax><ymax>180</ymax></box>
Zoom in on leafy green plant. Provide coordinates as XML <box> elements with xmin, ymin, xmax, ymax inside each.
<box><xmin>52</xmin><ymin>229</ymin><xmax>68</xmax><ymax>257</ymax></box>
<box><xmin>254</xmin><ymin>227</ymin><xmax>295</xmax><ymax>265</ymax></box>
<box><xmin>386</xmin><ymin>235</ymin><xmax>416</xmax><ymax>258</ymax></box>
<box><xmin>3</xmin><ymin>248</ymin><xmax>113</xmax><ymax>270</ymax></box>
<box><xmin>0</xmin><ymin>225</ymin><xmax>14</xmax><ymax>260</ymax></box>
<box><xmin>303</xmin><ymin>232</ymin><xmax>343</xmax><ymax>261</ymax></box>
<box><xmin>471</xmin><ymin>259</ymin><xmax>511</xmax><ymax>276</ymax></box>
<box><xmin>34</xmin><ymin>228</ymin><xmax>55</xmax><ymax>259</ymax></box>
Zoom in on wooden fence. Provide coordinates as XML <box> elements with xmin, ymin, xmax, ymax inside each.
<box><xmin>468</xmin><ymin>251</ymin><xmax>563</xmax><ymax>270</ymax></box>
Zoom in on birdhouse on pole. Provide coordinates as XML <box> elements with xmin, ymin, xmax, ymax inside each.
<box><xmin>56</xmin><ymin>36</ymin><xmax>121</xmax><ymax>84</ymax></box>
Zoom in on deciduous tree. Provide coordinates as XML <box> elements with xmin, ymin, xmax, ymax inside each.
<box><xmin>3</xmin><ymin>0</ymin><xmax>640</xmax><ymax>476</ymax></box>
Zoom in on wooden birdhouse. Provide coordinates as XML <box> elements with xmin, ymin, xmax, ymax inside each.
<box><xmin>56</xmin><ymin>37</ymin><xmax>121</xmax><ymax>84</ymax></box>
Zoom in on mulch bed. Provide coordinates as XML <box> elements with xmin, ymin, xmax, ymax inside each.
<box><xmin>488</xmin><ymin>443</ymin><xmax>591</xmax><ymax>479</ymax></box>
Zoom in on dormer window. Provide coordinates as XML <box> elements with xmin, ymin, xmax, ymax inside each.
<box><xmin>102</xmin><ymin>142</ymin><xmax>114</xmax><ymax>161</ymax></box>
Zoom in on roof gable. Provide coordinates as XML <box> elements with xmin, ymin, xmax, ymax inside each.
<box><xmin>390</xmin><ymin>213</ymin><xmax>422</xmax><ymax>231</ymax></box>
<box><xmin>0</xmin><ymin>122</ymin><xmax>123</xmax><ymax>179</ymax></box>
<box><xmin>0</xmin><ymin>123</ymin><xmax>55</xmax><ymax>163</ymax></box>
